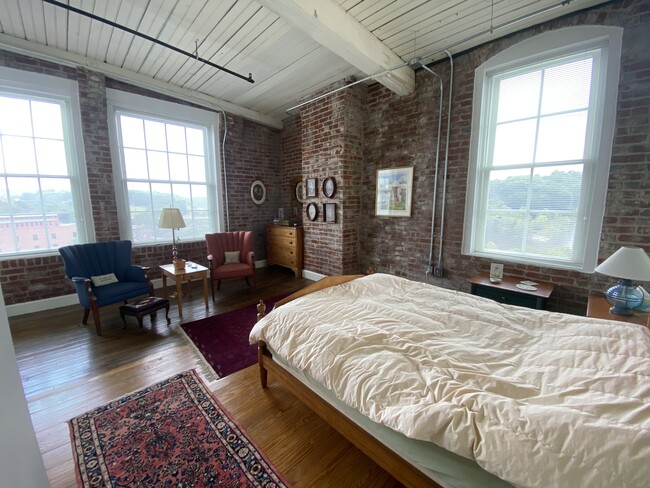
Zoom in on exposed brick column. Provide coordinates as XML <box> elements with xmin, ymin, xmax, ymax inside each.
<box><xmin>77</xmin><ymin>68</ymin><xmax>120</xmax><ymax>241</ymax></box>
<box><xmin>300</xmin><ymin>82</ymin><xmax>365</xmax><ymax>275</ymax></box>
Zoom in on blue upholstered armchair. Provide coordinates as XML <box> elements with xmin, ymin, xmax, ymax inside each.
<box><xmin>59</xmin><ymin>241</ymin><xmax>154</xmax><ymax>336</ymax></box>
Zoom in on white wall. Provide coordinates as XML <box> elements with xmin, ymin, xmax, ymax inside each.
<box><xmin>0</xmin><ymin>283</ymin><xmax>50</xmax><ymax>487</ymax></box>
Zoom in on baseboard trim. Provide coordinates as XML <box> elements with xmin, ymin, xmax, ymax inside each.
<box><xmin>302</xmin><ymin>269</ymin><xmax>327</xmax><ymax>281</ymax></box>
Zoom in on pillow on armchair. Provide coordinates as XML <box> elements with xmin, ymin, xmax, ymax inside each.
<box><xmin>224</xmin><ymin>251</ymin><xmax>240</xmax><ymax>264</ymax></box>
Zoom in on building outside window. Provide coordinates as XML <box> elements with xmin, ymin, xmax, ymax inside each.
<box><xmin>462</xmin><ymin>27</ymin><xmax>622</xmax><ymax>272</ymax></box>
<box><xmin>0</xmin><ymin>68</ymin><xmax>92</xmax><ymax>256</ymax></box>
<box><xmin>107</xmin><ymin>90</ymin><xmax>222</xmax><ymax>246</ymax></box>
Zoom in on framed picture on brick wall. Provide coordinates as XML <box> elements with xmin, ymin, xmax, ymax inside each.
<box><xmin>306</xmin><ymin>178</ymin><xmax>317</xmax><ymax>198</ymax></box>
<box><xmin>375</xmin><ymin>166</ymin><xmax>413</xmax><ymax>217</ymax></box>
<box><xmin>324</xmin><ymin>203</ymin><xmax>336</xmax><ymax>223</ymax></box>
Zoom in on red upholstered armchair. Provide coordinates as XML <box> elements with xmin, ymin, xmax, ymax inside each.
<box><xmin>205</xmin><ymin>231</ymin><xmax>256</xmax><ymax>299</ymax></box>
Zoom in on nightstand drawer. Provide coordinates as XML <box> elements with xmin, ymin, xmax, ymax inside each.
<box><xmin>473</xmin><ymin>285</ymin><xmax>540</xmax><ymax>309</ymax></box>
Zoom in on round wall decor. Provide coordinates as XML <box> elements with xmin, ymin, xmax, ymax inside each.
<box><xmin>250</xmin><ymin>180</ymin><xmax>266</xmax><ymax>205</ymax></box>
<box><xmin>323</xmin><ymin>177</ymin><xmax>336</xmax><ymax>198</ymax></box>
<box><xmin>306</xmin><ymin>202</ymin><xmax>318</xmax><ymax>221</ymax></box>
<box><xmin>295</xmin><ymin>181</ymin><xmax>305</xmax><ymax>203</ymax></box>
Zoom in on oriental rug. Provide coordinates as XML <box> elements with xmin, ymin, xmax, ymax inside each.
<box><xmin>181</xmin><ymin>294</ymin><xmax>289</xmax><ymax>378</ymax></box>
<box><xmin>68</xmin><ymin>370</ymin><xmax>290</xmax><ymax>488</ymax></box>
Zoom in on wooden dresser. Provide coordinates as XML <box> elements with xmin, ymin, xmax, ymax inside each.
<box><xmin>266</xmin><ymin>225</ymin><xmax>303</xmax><ymax>277</ymax></box>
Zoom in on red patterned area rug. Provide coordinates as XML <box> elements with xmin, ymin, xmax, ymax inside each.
<box><xmin>181</xmin><ymin>294</ymin><xmax>289</xmax><ymax>378</ymax></box>
<box><xmin>69</xmin><ymin>370</ymin><xmax>290</xmax><ymax>488</ymax></box>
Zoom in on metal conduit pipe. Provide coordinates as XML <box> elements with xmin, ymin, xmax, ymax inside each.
<box><xmin>417</xmin><ymin>64</ymin><xmax>444</xmax><ymax>274</ymax></box>
<box><xmin>436</xmin><ymin>51</ymin><xmax>454</xmax><ymax>270</ymax></box>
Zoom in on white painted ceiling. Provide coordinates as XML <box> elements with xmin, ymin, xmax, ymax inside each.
<box><xmin>0</xmin><ymin>0</ymin><xmax>610</xmax><ymax>128</ymax></box>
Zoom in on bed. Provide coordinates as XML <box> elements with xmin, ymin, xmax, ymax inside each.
<box><xmin>249</xmin><ymin>273</ymin><xmax>650</xmax><ymax>488</ymax></box>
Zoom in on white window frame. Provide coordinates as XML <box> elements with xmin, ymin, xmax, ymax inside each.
<box><xmin>106</xmin><ymin>89</ymin><xmax>223</xmax><ymax>245</ymax></box>
<box><xmin>462</xmin><ymin>26</ymin><xmax>622</xmax><ymax>272</ymax></box>
<box><xmin>0</xmin><ymin>67</ymin><xmax>94</xmax><ymax>257</ymax></box>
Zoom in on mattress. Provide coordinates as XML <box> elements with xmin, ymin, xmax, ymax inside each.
<box><xmin>250</xmin><ymin>273</ymin><xmax>650</xmax><ymax>488</ymax></box>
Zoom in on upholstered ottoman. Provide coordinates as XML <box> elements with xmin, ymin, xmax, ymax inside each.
<box><xmin>119</xmin><ymin>296</ymin><xmax>170</xmax><ymax>330</ymax></box>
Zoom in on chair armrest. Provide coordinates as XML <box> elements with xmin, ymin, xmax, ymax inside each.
<box><xmin>125</xmin><ymin>264</ymin><xmax>150</xmax><ymax>282</ymax></box>
<box><xmin>71</xmin><ymin>277</ymin><xmax>96</xmax><ymax>304</ymax></box>
<box><xmin>245</xmin><ymin>251</ymin><xmax>255</xmax><ymax>267</ymax></box>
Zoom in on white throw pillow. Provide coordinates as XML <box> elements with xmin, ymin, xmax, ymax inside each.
<box><xmin>224</xmin><ymin>251</ymin><xmax>240</xmax><ymax>264</ymax></box>
<box><xmin>91</xmin><ymin>273</ymin><xmax>119</xmax><ymax>287</ymax></box>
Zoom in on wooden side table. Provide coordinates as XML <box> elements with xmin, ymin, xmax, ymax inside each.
<box><xmin>586</xmin><ymin>295</ymin><xmax>649</xmax><ymax>327</ymax></box>
<box><xmin>160</xmin><ymin>262</ymin><xmax>209</xmax><ymax>317</ymax></box>
<box><xmin>467</xmin><ymin>273</ymin><xmax>555</xmax><ymax>310</ymax></box>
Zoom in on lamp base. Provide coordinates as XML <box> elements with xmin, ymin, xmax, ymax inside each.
<box><xmin>604</xmin><ymin>279</ymin><xmax>643</xmax><ymax>316</ymax></box>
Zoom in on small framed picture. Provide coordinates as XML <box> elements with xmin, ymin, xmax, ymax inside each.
<box><xmin>306</xmin><ymin>202</ymin><xmax>318</xmax><ymax>221</ymax></box>
<box><xmin>250</xmin><ymin>180</ymin><xmax>266</xmax><ymax>205</ymax></box>
<box><xmin>324</xmin><ymin>203</ymin><xmax>336</xmax><ymax>223</ymax></box>
<box><xmin>322</xmin><ymin>177</ymin><xmax>336</xmax><ymax>198</ymax></box>
<box><xmin>306</xmin><ymin>178</ymin><xmax>317</xmax><ymax>198</ymax></box>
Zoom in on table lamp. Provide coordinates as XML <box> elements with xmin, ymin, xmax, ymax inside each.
<box><xmin>594</xmin><ymin>246</ymin><xmax>650</xmax><ymax>316</ymax></box>
<box><xmin>158</xmin><ymin>207</ymin><xmax>186</xmax><ymax>266</ymax></box>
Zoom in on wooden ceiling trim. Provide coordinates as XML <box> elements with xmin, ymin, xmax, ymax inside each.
<box><xmin>257</xmin><ymin>0</ymin><xmax>415</xmax><ymax>97</ymax></box>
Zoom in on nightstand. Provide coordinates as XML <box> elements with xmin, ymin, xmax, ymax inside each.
<box><xmin>468</xmin><ymin>273</ymin><xmax>555</xmax><ymax>310</ymax></box>
<box><xmin>586</xmin><ymin>295</ymin><xmax>649</xmax><ymax>327</ymax></box>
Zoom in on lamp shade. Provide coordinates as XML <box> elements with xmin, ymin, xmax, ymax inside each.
<box><xmin>594</xmin><ymin>247</ymin><xmax>650</xmax><ymax>281</ymax></box>
<box><xmin>158</xmin><ymin>208</ymin><xmax>186</xmax><ymax>229</ymax></box>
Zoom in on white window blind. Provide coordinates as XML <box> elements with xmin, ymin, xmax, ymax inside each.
<box><xmin>463</xmin><ymin>27</ymin><xmax>622</xmax><ymax>271</ymax></box>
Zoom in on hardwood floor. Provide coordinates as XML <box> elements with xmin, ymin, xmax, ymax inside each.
<box><xmin>9</xmin><ymin>267</ymin><xmax>402</xmax><ymax>488</ymax></box>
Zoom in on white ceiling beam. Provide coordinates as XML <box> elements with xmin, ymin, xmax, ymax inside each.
<box><xmin>0</xmin><ymin>34</ymin><xmax>283</xmax><ymax>129</ymax></box>
<box><xmin>255</xmin><ymin>0</ymin><xmax>415</xmax><ymax>97</ymax></box>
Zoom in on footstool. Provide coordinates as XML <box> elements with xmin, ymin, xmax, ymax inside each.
<box><xmin>119</xmin><ymin>296</ymin><xmax>170</xmax><ymax>330</ymax></box>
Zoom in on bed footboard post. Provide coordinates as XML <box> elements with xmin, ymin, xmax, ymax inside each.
<box><xmin>258</xmin><ymin>340</ymin><xmax>268</xmax><ymax>388</ymax></box>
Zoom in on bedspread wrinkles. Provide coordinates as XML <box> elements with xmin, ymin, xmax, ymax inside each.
<box><xmin>250</xmin><ymin>273</ymin><xmax>650</xmax><ymax>488</ymax></box>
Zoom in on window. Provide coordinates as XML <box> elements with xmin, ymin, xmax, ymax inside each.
<box><xmin>0</xmin><ymin>68</ymin><xmax>92</xmax><ymax>256</ymax></box>
<box><xmin>107</xmin><ymin>90</ymin><xmax>222</xmax><ymax>245</ymax></box>
<box><xmin>463</xmin><ymin>27</ymin><xmax>622</xmax><ymax>272</ymax></box>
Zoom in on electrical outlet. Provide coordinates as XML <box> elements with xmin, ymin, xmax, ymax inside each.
<box><xmin>426</xmin><ymin>266</ymin><xmax>433</xmax><ymax>274</ymax></box>
<box><xmin>433</xmin><ymin>266</ymin><xmax>444</xmax><ymax>277</ymax></box>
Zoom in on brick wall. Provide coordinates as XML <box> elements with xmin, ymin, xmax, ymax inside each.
<box><xmin>299</xmin><ymin>82</ymin><xmax>364</xmax><ymax>275</ymax></box>
<box><xmin>0</xmin><ymin>51</ymin><xmax>280</xmax><ymax>306</ymax></box>
<box><xmin>358</xmin><ymin>0</ymin><xmax>650</xmax><ymax>314</ymax></box>
<box><xmin>285</xmin><ymin>0</ymin><xmax>649</xmax><ymax>315</ymax></box>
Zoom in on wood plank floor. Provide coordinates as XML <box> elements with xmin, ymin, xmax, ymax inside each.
<box><xmin>9</xmin><ymin>267</ymin><xmax>402</xmax><ymax>488</ymax></box>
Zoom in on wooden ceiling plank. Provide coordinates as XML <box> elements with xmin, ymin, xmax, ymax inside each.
<box><xmin>255</xmin><ymin>0</ymin><xmax>414</xmax><ymax>96</ymax></box>
<box><xmin>154</xmin><ymin>0</ymin><xmax>238</xmax><ymax>85</ymax></box>
<box><xmin>1</xmin><ymin>0</ymin><xmax>26</xmax><ymax>39</ymax></box>
<box><xmin>139</xmin><ymin>0</ymin><xmax>207</xmax><ymax>78</ymax></box>
<box><xmin>104</xmin><ymin>0</ymin><xmax>148</xmax><ymax>66</ymax></box>
<box><xmin>42</xmin><ymin>2</ymin><xmax>58</xmax><ymax>48</ymax></box>
<box><xmin>66</xmin><ymin>0</ymin><xmax>93</xmax><ymax>58</ymax></box>
<box><xmin>92</xmin><ymin>0</ymin><xmax>122</xmax><ymax>63</ymax></box>
<box><xmin>175</xmin><ymin>1</ymin><xmax>260</xmax><ymax>90</ymax></box>
<box><xmin>204</xmin><ymin>21</ymin><xmax>307</xmax><ymax>99</ymax></box>
<box><xmin>194</xmin><ymin>11</ymin><xmax>282</xmax><ymax>94</ymax></box>
<box><xmin>206</xmin><ymin>24</ymin><xmax>320</xmax><ymax>101</ymax></box>
<box><xmin>18</xmin><ymin>0</ymin><xmax>45</xmax><ymax>45</ymax></box>
<box><xmin>121</xmin><ymin>0</ymin><xmax>176</xmax><ymax>73</ymax></box>
<box><xmin>346</xmin><ymin>0</ymin><xmax>401</xmax><ymax>23</ymax></box>
<box><xmin>360</xmin><ymin>0</ymin><xmax>428</xmax><ymax>30</ymax></box>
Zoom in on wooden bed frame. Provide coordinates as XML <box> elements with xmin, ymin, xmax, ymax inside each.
<box><xmin>256</xmin><ymin>275</ymin><xmax>442</xmax><ymax>488</ymax></box>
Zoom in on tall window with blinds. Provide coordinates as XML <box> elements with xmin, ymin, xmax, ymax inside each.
<box><xmin>463</xmin><ymin>27</ymin><xmax>622</xmax><ymax>272</ymax></box>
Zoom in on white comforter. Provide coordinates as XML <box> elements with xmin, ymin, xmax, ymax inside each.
<box><xmin>250</xmin><ymin>273</ymin><xmax>650</xmax><ymax>488</ymax></box>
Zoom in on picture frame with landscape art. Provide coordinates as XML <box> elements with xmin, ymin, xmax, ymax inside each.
<box><xmin>375</xmin><ymin>166</ymin><xmax>413</xmax><ymax>217</ymax></box>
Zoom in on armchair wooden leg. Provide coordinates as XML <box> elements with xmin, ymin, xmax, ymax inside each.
<box><xmin>82</xmin><ymin>308</ymin><xmax>90</xmax><ymax>325</ymax></box>
<box><xmin>210</xmin><ymin>277</ymin><xmax>215</xmax><ymax>301</ymax></box>
<box><xmin>217</xmin><ymin>280</ymin><xmax>221</xmax><ymax>290</ymax></box>
<box><xmin>245</xmin><ymin>277</ymin><xmax>250</xmax><ymax>286</ymax></box>
<box><xmin>91</xmin><ymin>304</ymin><xmax>102</xmax><ymax>336</ymax></box>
